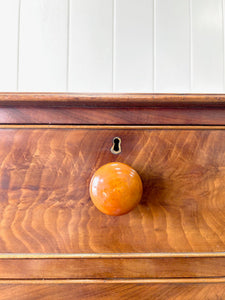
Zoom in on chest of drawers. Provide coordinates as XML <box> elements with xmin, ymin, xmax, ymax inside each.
<box><xmin>0</xmin><ymin>93</ymin><xmax>225</xmax><ymax>299</ymax></box>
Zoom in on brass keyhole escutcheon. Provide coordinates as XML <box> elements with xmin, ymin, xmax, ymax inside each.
<box><xmin>111</xmin><ymin>137</ymin><xmax>121</xmax><ymax>154</ymax></box>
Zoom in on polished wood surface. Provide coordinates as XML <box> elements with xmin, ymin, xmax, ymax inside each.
<box><xmin>0</xmin><ymin>94</ymin><xmax>225</xmax><ymax>297</ymax></box>
<box><xmin>0</xmin><ymin>93</ymin><xmax>225</xmax><ymax>125</ymax></box>
<box><xmin>2</xmin><ymin>107</ymin><xmax>225</xmax><ymax>125</ymax></box>
<box><xmin>0</xmin><ymin>256</ymin><xmax>224</xmax><ymax>279</ymax></box>
<box><xmin>0</xmin><ymin>282</ymin><xmax>224</xmax><ymax>300</ymax></box>
<box><xmin>0</xmin><ymin>126</ymin><xmax>225</xmax><ymax>253</ymax></box>
<box><xmin>0</xmin><ymin>93</ymin><xmax>225</xmax><ymax>107</ymax></box>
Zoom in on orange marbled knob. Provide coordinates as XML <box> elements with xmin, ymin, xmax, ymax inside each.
<box><xmin>89</xmin><ymin>162</ymin><xmax>143</xmax><ymax>216</ymax></box>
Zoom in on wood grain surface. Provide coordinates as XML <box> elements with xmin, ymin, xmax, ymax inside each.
<box><xmin>0</xmin><ymin>282</ymin><xmax>224</xmax><ymax>300</ymax></box>
<box><xmin>1</xmin><ymin>107</ymin><xmax>225</xmax><ymax>125</ymax></box>
<box><xmin>0</xmin><ymin>126</ymin><xmax>225</xmax><ymax>253</ymax></box>
<box><xmin>0</xmin><ymin>93</ymin><xmax>225</xmax><ymax>107</ymax></box>
<box><xmin>0</xmin><ymin>95</ymin><xmax>224</xmax><ymax>297</ymax></box>
<box><xmin>1</xmin><ymin>93</ymin><xmax>225</xmax><ymax>125</ymax></box>
<box><xmin>0</xmin><ymin>257</ymin><xmax>224</xmax><ymax>279</ymax></box>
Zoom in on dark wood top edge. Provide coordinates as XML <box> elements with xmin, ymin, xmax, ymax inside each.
<box><xmin>1</xmin><ymin>93</ymin><xmax>225</xmax><ymax>107</ymax></box>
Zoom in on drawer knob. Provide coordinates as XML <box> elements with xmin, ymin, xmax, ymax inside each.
<box><xmin>89</xmin><ymin>162</ymin><xmax>143</xmax><ymax>216</ymax></box>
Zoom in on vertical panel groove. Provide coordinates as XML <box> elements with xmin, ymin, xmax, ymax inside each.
<box><xmin>66</xmin><ymin>0</ymin><xmax>70</xmax><ymax>92</ymax></box>
<box><xmin>189</xmin><ymin>0</ymin><xmax>193</xmax><ymax>92</ymax></box>
<box><xmin>0</xmin><ymin>0</ymin><xmax>19</xmax><ymax>91</ymax></box>
<box><xmin>192</xmin><ymin>0</ymin><xmax>223</xmax><ymax>92</ymax></box>
<box><xmin>155</xmin><ymin>0</ymin><xmax>190</xmax><ymax>92</ymax></box>
<box><xmin>19</xmin><ymin>0</ymin><xmax>68</xmax><ymax>91</ymax></box>
<box><xmin>69</xmin><ymin>0</ymin><xmax>113</xmax><ymax>92</ymax></box>
<box><xmin>112</xmin><ymin>0</ymin><xmax>116</xmax><ymax>92</ymax></box>
<box><xmin>115</xmin><ymin>0</ymin><xmax>154</xmax><ymax>92</ymax></box>
<box><xmin>16</xmin><ymin>0</ymin><xmax>21</xmax><ymax>91</ymax></box>
<box><xmin>222</xmin><ymin>0</ymin><xmax>225</xmax><ymax>92</ymax></box>
<box><xmin>153</xmin><ymin>0</ymin><xmax>156</xmax><ymax>93</ymax></box>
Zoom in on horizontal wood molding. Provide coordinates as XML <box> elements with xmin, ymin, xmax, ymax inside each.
<box><xmin>0</xmin><ymin>279</ymin><xmax>225</xmax><ymax>284</ymax></box>
<box><xmin>1</xmin><ymin>107</ymin><xmax>225</xmax><ymax>125</ymax></box>
<box><xmin>0</xmin><ymin>125</ymin><xmax>225</xmax><ymax>129</ymax></box>
<box><xmin>0</xmin><ymin>252</ymin><xmax>224</xmax><ymax>259</ymax></box>
<box><xmin>0</xmin><ymin>257</ymin><xmax>225</xmax><ymax>279</ymax></box>
<box><xmin>0</xmin><ymin>93</ymin><xmax>225</xmax><ymax>107</ymax></box>
<box><xmin>0</xmin><ymin>93</ymin><xmax>225</xmax><ymax>125</ymax></box>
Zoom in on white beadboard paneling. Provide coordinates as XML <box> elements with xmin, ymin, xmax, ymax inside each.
<box><xmin>155</xmin><ymin>0</ymin><xmax>190</xmax><ymax>92</ymax></box>
<box><xmin>114</xmin><ymin>0</ymin><xmax>154</xmax><ymax>92</ymax></box>
<box><xmin>191</xmin><ymin>0</ymin><xmax>223</xmax><ymax>92</ymax></box>
<box><xmin>0</xmin><ymin>0</ymin><xmax>19</xmax><ymax>91</ymax></box>
<box><xmin>0</xmin><ymin>0</ymin><xmax>224</xmax><ymax>93</ymax></box>
<box><xmin>19</xmin><ymin>0</ymin><xmax>68</xmax><ymax>91</ymax></box>
<box><xmin>69</xmin><ymin>0</ymin><xmax>113</xmax><ymax>92</ymax></box>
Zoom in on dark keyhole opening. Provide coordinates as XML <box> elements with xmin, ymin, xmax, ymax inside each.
<box><xmin>111</xmin><ymin>137</ymin><xmax>121</xmax><ymax>154</ymax></box>
<box><xmin>113</xmin><ymin>138</ymin><xmax>120</xmax><ymax>151</ymax></box>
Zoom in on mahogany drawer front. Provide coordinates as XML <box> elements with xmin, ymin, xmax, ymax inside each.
<box><xmin>0</xmin><ymin>281</ymin><xmax>225</xmax><ymax>300</ymax></box>
<box><xmin>0</xmin><ymin>126</ymin><xmax>224</xmax><ymax>254</ymax></box>
<box><xmin>0</xmin><ymin>94</ymin><xmax>225</xmax><ymax>297</ymax></box>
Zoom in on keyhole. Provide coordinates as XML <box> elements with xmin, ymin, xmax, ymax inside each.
<box><xmin>111</xmin><ymin>137</ymin><xmax>121</xmax><ymax>154</ymax></box>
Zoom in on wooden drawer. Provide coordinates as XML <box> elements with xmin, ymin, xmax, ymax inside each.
<box><xmin>0</xmin><ymin>126</ymin><xmax>225</xmax><ymax>254</ymax></box>
<box><xmin>0</xmin><ymin>94</ymin><xmax>225</xmax><ymax>299</ymax></box>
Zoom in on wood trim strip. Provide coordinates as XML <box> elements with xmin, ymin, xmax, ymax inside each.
<box><xmin>0</xmin><ymin>278</ymin><xmax>225</xmax><ymax>284</ymax></box>
<box><xmin>0</xmin><ymin>93</ymin><xmax>225</xmax><ymax>107</ymax></box>
<box><xmin>0</xmin><ymin>257</ymin><xmax>225</xmax><ymax>279</ymax></box>
<box><xmin>0</xmin><ymin>253</ymin><xmax>225</xmax><ymax>259</ymax></box>
<box><xmin>0</xmin><ymin>94</ymin><xmax>225</xmax><ymax>125</ymax></box>
<box><xmin>1</xmin><ymin>107</ymin><xmax>225</xmax><ymax>125</ymax></box>
<box><xmin>0</xmin><ymin>125</ymin><xmax>225</xmax><ymax>129</ymax></box>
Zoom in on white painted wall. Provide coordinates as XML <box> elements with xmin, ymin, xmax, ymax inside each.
<box><xmin>0</xmin><ymin>0</ymin><xmax>224</xmax><ymax>93</ymax></box>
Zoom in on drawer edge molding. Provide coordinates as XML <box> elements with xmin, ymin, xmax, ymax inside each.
<box><xmin>0</xmin><ymin>278</ymin><xmax>225</xmax><ymax>284</ymax></box>
<box><xmin>0</xmin><ymin>93</ymin><xmax>225</xmax><ymax>108</ymax></box>
<box><xmin>0</xmin><ymin>125</ymin><xmax>225</xmax><ymax>130</ymax></box>
<box><xmin>0</xmin><ymin>257</ymin><xmax>225</xmax><ymax>279</ymax></box>
<box><xmin>0</xmin><ymin>252</ymin><xmax>225</xmax><ymax>259</ymax></box>
<box><xmin>0</xmin><ymin>93</ymin><xmax>225</xmax><ymax>125</ymax></box>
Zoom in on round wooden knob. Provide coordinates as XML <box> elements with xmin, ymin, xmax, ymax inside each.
<box><xmin>89</xmin><ymin>162</ymin><xmax>143</xmax><ymax>216</ymax></box>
